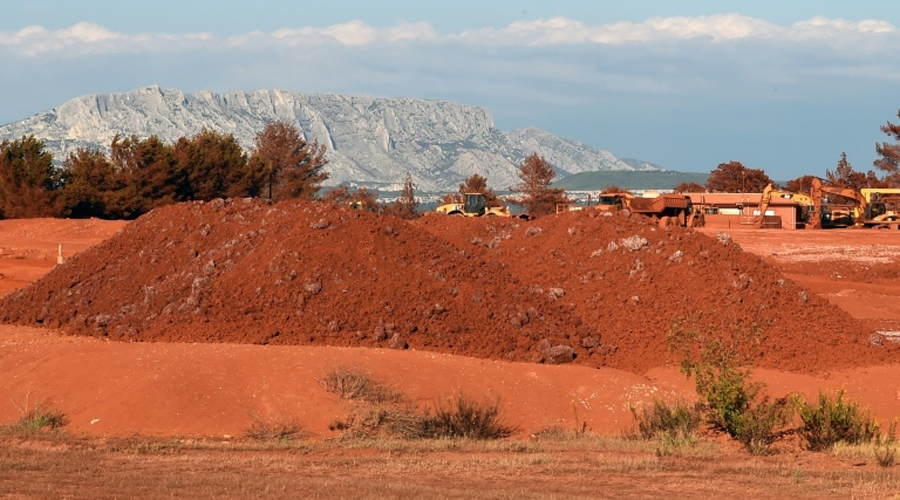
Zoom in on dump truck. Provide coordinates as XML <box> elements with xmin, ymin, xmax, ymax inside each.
<box><xmin>594</xmin><ymin>192</ymin><xmax>702</xmax><ymax>227</ymax></box>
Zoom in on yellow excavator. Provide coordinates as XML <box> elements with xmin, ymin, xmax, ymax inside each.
<box><xmin>809</xmin><ymin>178</ymin><xmax>866</xmax><ymax>228</ymax></box>
<box><xmin>756</xmin><ymin>184</ymin><xmax>815</xmax><ymax>228</ymax></box>
<box><xmin>860</xmin><ymin>188</ymin><xmax>900</xmax><ymax>228</ymax></box>
<box><xmin>809</xmin><ymin>179</ymin><xmax>900</xmax><ymax>228</ymax></box>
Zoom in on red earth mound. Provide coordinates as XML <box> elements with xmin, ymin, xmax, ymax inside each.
<box><xmin>1</xmin><ymin>199</ymin><xmax>894</xmax><ymax>374</ymax></box>
<box><xmin>415</xmin><ymin>211</ymin><xmax>897</xmax><ymax>373</ymax></box>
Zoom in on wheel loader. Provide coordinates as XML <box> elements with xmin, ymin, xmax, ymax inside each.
<box><xmin>435</xmin><ymin>193</ymin><xmax>512</xmax><ymax>217</ymax></box>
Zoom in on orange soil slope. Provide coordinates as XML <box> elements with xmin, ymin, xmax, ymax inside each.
<box><xmin>2</xmin><ymin>213</ymin><xmax>900</xmax><ymax>438</ymax></box>
<box><xmin>2</xmin><ymin>199</ymin><xmax>893</xmax><ymax>374</ymax></box>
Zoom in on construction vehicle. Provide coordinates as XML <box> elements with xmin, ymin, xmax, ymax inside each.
<box><xmin>555</xmin><ymin>203</ymin><xmax>586</xmax><ymax>213</ymax></box>
<box><xmin>594</xmin><ymin>192</ymin><xmax>703</xmax><ymax>227</ymax></box>
<box><xmin>861</xmin><ymin>188</ymin><xmax>900</xmax><ymax>228</ymax></box>
<box><xmin>820</xmin><ymin>203</ymin><xmax>856</xmax><ymax>228</ymax></box>
<box><xmin>435</xmin><ymin>192</ymin><xmax>512</xmax><ymax>217</ymax></box>
<box><xmin>809</xmin><ymin>179</ymin><xmax>900</xmax><ymax>228</ymax></box>
<box><xmin>756</xmin><ymin>184</ymin><xmax>815</xmax><ymax>229</ymax></box>
<box><xmin>809</xmin><ymin>178</ymin><xmax>866</xmax><ymax>228</ymax></box>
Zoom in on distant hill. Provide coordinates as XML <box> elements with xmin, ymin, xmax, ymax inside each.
<box><xmin>619</xmin><ymin>158</ymin><xmax>666</xmax><ymax>171</ymax></box>
<box><xmin>554</xmin><ymin>171</ymin><xmax>708</xmax><ymax>191</ymax></box>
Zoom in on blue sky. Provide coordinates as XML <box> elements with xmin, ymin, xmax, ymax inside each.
<box><xmin>2</xmin><ymin>1</ymin><xmax>899</xmax><ymax>179</ymax></box>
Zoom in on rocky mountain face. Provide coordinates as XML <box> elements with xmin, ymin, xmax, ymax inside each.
<box><xmin>0</xmin><ymin>85</ymin><xmax>657</xmax><ymax>192</ymax></box>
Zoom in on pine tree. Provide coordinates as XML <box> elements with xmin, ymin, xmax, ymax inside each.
<box><xmin>510</xmin><ymin>153</ymin><xmax>566</xmax><ymax>217</ymax></box>
<box><xmin>250</xmin><ymin>121</ymin><xmax>328</xmax><ymax>201</ymax></box>
<box><xmin>173</xmin><ymin>128</ymin><xmax>249</xmax><ymax>200</ymax></box>
<box><xmin>875</xmin><ymin>110</ymin><xmax>900</xmax><ymax>186</ymax></box>
<box><xmin>825</xmin><ymin>152</ymin><xmax>870</xmax><ymax>190</ymax></box>
<box><xmin>108</xmin><ymin>134</ymin><xmax>181</xmax><ymax>218</ymax></box>
<box><xmin>55</xmin><ymin>148</ymin><xmax>116</xmax><ymax>218</ymax></box>
<box><xmin>672</xmin><ymin>182</ymin><xmax>705</xmax><ymax>193</ymax></box>
<box><xmin>458</xmin><ymin>173</ymin><xmax>501</xmax><ymax>206</ymax></box>
<box><xmin>0</xmin><ymin>135</ymin><xmax>57</xmax><ymax>218</ymax></box>
<box><xmin>388</xmin><ymin>172</ymin><xmax>419</xmax><ymax>219</ymax></box>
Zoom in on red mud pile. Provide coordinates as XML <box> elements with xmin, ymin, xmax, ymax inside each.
<box><xmin>1</xmin><ymin>199</ymin><xmax>892</xmax><ymax>374</ymax></box>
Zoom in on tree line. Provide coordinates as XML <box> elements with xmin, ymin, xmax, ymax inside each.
<box><xmin>5</xmin><ymin>108</ymin><xmax>897</xmax><ymax>219</ymax></box>
<box><xmin>0</xmin><ymin>121</ymin><xmax>328</xmax><ymax>220</ymax></box>
<box><xmin>0</xmin><ymin>119</ymin><xmax>568</xmax><ymax>220</ymax></box>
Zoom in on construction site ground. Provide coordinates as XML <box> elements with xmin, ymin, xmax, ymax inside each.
<box><xmin>1</xmin><ymin>207</ymin><xmax>899</xmax><ymax>499</ymax></box>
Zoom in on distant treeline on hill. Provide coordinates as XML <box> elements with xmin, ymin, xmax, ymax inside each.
<box><xmin>554</xmin><ymin>171</ymin><xmax>709</xmax><ymax>191</ymax></box>
<box><xmin>0</xmin><ymin>124</ymin><xmax>331</xmax><ymax>220</ymax></box>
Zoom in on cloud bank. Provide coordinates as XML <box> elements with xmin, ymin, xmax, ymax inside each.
<box><xmin>1</xmin><ymin>15</ymin><xmax>898</xmax><ymax>179</ymax></box>
<box><xmin>0</xmin><ymin>15</ymin><xmax>897</xmax><ymax>55</ymax></box>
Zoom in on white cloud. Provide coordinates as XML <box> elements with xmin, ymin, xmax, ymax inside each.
<box><xmin>1</xmin><ymin>15</ymin><xmax>897</xmax><ymax>56</ymax></box>
<box><xmin>259</xmin><ymin>20</ymin><xmax>439</xmax><ymax>47</ymax></box>
<box><xmin>0</xmin><ymin>21</ymin><xmax>217</xmax><ymax>56</ymax></box>
<box><xmin>457</xmin><ymin>14</ymin><xmax>900</xmax><ymax>45</ymax></box>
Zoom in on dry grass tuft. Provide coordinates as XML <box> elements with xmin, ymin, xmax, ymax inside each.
<box><xmin>319</xmin><ymin>366</ymin><xmax>403</xmax><ymax>404</ymax></box>
<box><xmin>330</xmin><ymin>404</ymin><xmax>428</xmax><ymax>439</ymax></box>
<box><xmin>630</xmin><ymin>398</ymin><xmax>701</xmax><ymax>442</ymax></box>
<box><xmin>246</xmin><ymin>412</ymin><xmax>305</xmax><ymax>441</ymax></box>
<box><xmin>423</xmin><ymin>394</ymin><xmax>515</xmax><ymax>440</ymax></box>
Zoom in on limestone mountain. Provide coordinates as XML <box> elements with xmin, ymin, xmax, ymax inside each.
<box><xmin>0</xmin><ymin>85</ymin><xmax>658</xmax><ymax>192</ymax></box>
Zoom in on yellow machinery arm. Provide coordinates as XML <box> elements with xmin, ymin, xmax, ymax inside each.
<box><xmin>810</xmin><ymin>178</ymin><xmax>868</xmax><ymax>226</ymax></box>
<box><xmin>757</xmin><ymin>183</ymin><xmax>815</xmax><ymax>228</ymax></box>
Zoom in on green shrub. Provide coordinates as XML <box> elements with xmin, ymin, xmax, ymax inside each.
<box><xmin>876</xmin><ymin>420</ymin><xmax>898</xmax><ymax>467</ymax></box>
<box><xmin>18</xmin><ymin>405</ymin><xmax>68</xmax><ymax>431</ymax></box>
<box><xmin>795</xmin><ymin>391</ymin><xmax>880</xmax><ymax>451</ymax></box>
<box><xmin>668</xmin><ymin>319</ymin><xmax>793</xmax><ymax>454</ymax></box>
<box><xmin>697</xmin><ymin>364</ymin><xmax>760</xmax><ymax>438</ymax></box>
<box><xmin>875</xmin><ymin>443</ymin><xmax>896</xmax><ymax>467</ymax></box>
<box><xmin>631</xmin><ymin>399</ymin><xmax>701</xmax><ymax>441</ymax></box>
<box><xmin>731</xmin><ymin>397</ymin><xmax>793</xmax><ymax>455</ymax></box>
<box><xmin>668</xmin><ymin>319</ymin><xmax>763</xmax><ymax>438</ymax></box>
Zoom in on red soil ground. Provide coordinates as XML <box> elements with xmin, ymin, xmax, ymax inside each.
<box><xmin>1</xmin><ymin>206</ymin><xmax>899</xmax><ymax>438</ymax></box>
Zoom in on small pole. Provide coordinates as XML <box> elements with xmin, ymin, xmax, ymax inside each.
<box><xmin>57</xmin><ymin>244</ymin><xmax>65</xmax><ymax>265</ymax></box>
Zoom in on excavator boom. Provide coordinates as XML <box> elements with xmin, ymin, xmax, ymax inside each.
<box><xmin>757</xmin><ymin>184</ymin><xmax>814</xmax><ymax>228</ymax></box>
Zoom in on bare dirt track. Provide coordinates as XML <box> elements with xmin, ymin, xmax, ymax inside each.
<box><xmin>0</xmin><ymin>218</ymin><xmax>127</xmax><ymax>297</ymax></box>
<box><xmin>710</xmin><ymin>227</ymin><xmax>900</xmax><ymax>335</ymax></box>
<box><xmin>2</xmin><ymin>209</ymin><xmax>900</xmax><ymax>499</ymax></box>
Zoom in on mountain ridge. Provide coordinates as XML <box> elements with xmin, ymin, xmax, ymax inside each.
<box><xmin>0</xmin><ymin>85</ymin><xmax>660</xmax><ymax>191</ymax></box>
